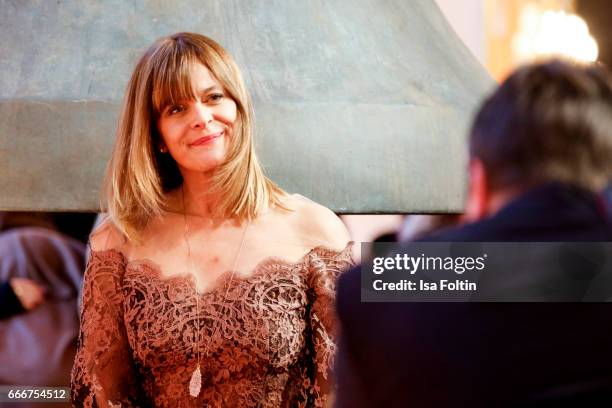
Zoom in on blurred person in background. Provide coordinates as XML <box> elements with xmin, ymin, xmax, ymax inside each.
<box><xmin>336</xmin><ymin>59</ymin><xmax>612</xmax><ymax>407</ymax></box>
<box><xmin>0</xmin><ymin>277</ymin><xmax>46</xmax><ymax>319</ymax></box>
<box><xmin>397</xmin><ymin>214</ymin><xmax>461</xmax><ymax>242</ymax></box>
<box><xmin>0</xmin><ymin>212</ymin><xmax>89</xmax><ymax>386</ymax></box>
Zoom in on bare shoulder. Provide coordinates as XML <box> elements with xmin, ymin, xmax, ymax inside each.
<box><xmin>89</xmin><ymin>215</ymin><xmax>129</xmax><ymax>253</ymax></box>
<box><xmin>281</xmin><ymin>194</ymin><xmax>351</xmax><ymax>251</ymax></box>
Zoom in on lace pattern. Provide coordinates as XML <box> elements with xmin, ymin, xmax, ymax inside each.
<box><xmin>71</xmin><ymin>243</ymin><xmax>354</xmax><ymax>408</ymax></box>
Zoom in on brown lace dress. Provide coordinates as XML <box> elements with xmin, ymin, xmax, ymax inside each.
<box><xmin>71</xmin><ymin>243</ymin><xmax>354</xmax><ymax>408</ymax></box>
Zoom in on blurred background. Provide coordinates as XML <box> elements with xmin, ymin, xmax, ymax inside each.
<box><xmin>344</xmin><ymin>0</ymin><xmax>610</xmax><ymax>245</ymax></box>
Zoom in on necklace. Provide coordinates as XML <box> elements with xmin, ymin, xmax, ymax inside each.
<box><xmin>181</xmin><ymin>186</ymin><xmax>251</xmax><ymax>398</ymax></box>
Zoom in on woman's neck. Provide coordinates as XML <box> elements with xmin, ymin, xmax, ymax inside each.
<box><xmin>179</xmin><ymin>170</ymin><xmax>222</xmax><ymax>219</ymax></box>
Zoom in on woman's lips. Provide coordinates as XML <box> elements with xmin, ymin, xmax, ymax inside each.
<box><xmin>190</xmin><ymin>131</ymin><xmax>223</xmax><ymax>146</ymax></box>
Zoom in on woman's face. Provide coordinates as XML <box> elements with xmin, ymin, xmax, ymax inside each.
<box><xmin>156</xmin><ymin>63</ymin><xmax>237</xmax><ymax>175</ymax></box>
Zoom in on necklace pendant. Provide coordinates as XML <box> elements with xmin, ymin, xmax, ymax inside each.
<box><xmin>189</xmin><ymin>364</ymin><xmax>202</xmax><ymax>397</ymax></box>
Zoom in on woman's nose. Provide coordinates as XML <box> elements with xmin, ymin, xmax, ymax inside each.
<box><xmin>191</xmin><ymin>102</ymin><xmax>213</xmax><ymax>129</ymax></box>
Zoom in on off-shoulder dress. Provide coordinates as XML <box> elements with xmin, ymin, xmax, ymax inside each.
<box><xmin>71</xmin><ymin>243</ymin><xmax>354</xmax><ymax>408</ymax></box>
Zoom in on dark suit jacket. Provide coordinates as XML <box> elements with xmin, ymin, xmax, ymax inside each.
<box><xmin>335</xmin><ymin>183</ymin><xmax>612</xmax><ymax>407</ymax></box>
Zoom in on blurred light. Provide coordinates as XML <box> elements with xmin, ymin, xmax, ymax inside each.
<box><xmin>512</xmin><ymin>7</ymin><xmax>598</xmax><ymax>63</ymax></box>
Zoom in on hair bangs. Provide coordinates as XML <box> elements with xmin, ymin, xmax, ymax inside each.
<box><xmin>151</xmin><ymin>50</ymin><xmax>200</xmax><ymax>119</ymax></box>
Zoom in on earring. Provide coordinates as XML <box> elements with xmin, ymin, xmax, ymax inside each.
<box><xmin>159</xmin><ymin>146</ymin><xmax>168</xmax><ymax>153</ymax></box>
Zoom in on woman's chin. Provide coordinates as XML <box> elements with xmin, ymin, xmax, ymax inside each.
<box><xmin>180</xmin><ymin>156</ymin><xmax>226</xmax><ymax>174</ymax></box>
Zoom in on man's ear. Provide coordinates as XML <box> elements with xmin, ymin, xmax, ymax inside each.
<box><xmin>463</xmin><ymin>158</ymin><xmax>489</xmax><ymax>222</ymax></box>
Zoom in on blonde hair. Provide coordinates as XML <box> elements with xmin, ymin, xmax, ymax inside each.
<box><xmin>101</xmin><ymin>32</ymin><xmax>285</xmax><ymax>243</ymax></box>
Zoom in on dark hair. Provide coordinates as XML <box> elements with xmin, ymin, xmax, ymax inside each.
<box><xmin>469</xmin><ymin>59</ymin><xmax>612</xmax><ymax>192</ymax></box>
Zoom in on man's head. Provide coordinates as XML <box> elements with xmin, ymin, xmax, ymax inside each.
<box><xmin>465</xmin><ymin>59</ymin><xmax>612</xmax><ymax>221</ymax></box>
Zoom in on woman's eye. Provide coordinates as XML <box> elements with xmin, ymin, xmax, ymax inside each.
<box><xmin>168</xmin><ymin>105</ymin><xmax>185</xmax><ymax>115</ymax></box>
<box><xmin>208</xmin><ymin>93</ymin><xmax>224</xmax><ymax>103</ymax></box>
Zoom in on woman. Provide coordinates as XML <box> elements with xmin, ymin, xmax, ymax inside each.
<box><xmin>71</xmin><ymin>32</ymin><xmax>353</xmax><ymax>407</ymax></box>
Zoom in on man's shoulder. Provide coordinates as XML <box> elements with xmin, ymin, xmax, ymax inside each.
<box><xmin>336</xmin><ymin>265</ymin><xmax>364</xmax><ymax>322</ymax></box>
<box><xmin>338</xmin><ymin>264</ymin><xmax>361</xmax><ymax>296</ymax></box>
<box><xmin>420</xmin><ymin>183</ymin><xmax>612</xmax><ymax>243</ymax></box>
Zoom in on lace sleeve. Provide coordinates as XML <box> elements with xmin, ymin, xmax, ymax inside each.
<box><xmin>304</xmin><ymin>243</ymin><xmax>354</xmax><ymax>407</ymax></box>
<box><xmin>71</xmin><ymin>249</ymin><xmax>145</xmax><ymax>407</ymax></box>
